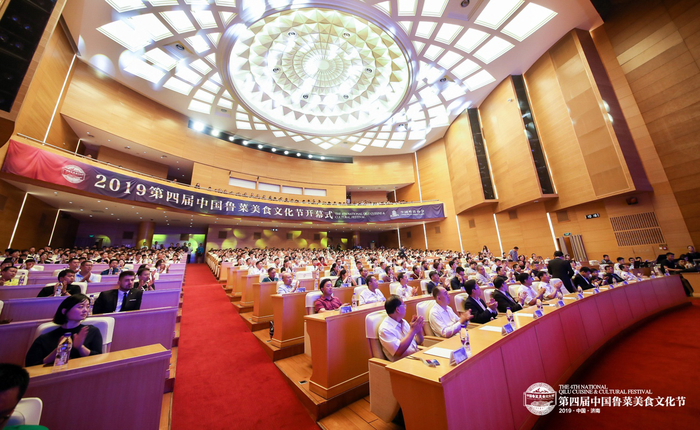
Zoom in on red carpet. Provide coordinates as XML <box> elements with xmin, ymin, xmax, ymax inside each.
<box><xmin>171</xmin><ymin>264</ymin><xmax>319</xmax><ymax>430</ymax></box>
<box><xmin>536</xmin><ymin>300</ymin><xmax>700</xmax><ymax>429</ymax></box>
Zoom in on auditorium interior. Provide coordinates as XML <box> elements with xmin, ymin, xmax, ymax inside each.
<box><xmin>0</xmin><ymin>0</ymin><xmax>699</xmax><ymax>429</ymax></box>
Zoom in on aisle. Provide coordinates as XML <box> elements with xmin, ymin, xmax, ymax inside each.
<box><xmin>171</xmin><ymin>264</ymin><xmax>319</xmax><ymax>430</ymax></box>
<box><xmin>535</xmin><ymin>300</ymin><xmax>700</xmax><ymax>429</ymax></box>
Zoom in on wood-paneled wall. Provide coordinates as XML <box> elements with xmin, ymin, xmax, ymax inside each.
<box><xmin>0</xmin><ymin>180</ymin><xmax>28</xmax><ymax>248</ymax></box>
<box><xmin>60</xmin><ymin>62</ymin><xmax>415</xmax><ymax>188</ymax></box>
<box><xmin>479</xmin><ymin>78</ymin><xmax>544</xmax><ymax>212</ymax></box>
<box><xmin>207</xmin><ymin>225</ymin><xmax>358</xmax><ymax>250</ymax></box>
<box><xmin>350</xmin><ymin>191</ymin><xmax>387</xmax><ymax>203</ymax></box>
<box><xmin>13</xmin><ymin>24</ymin><xmax>78</xmax><ymax>151</ymax></box>
<box><xmin>596</xmin><ymin>0</ymin><xmax>700</xmax><ymax>247</ymax></box>
<box><xmin>443</xmin><ymin>112</ymin><xmax>492</xmax><ymax>213</ymax></box>
<box><xmin>97</xmin><ymin>146</ymin><xmax>168</xmax><ymax>179</ymax></box>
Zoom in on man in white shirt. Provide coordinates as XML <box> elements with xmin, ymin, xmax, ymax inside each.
<box><xmin>75</xmin><ymin>261</ymin><xmax>100</xmax><ymax>283</ymax></box>
<box><xmin>516</xmin><ymin>272</ymin><xmax>547</xmax><ymax>306</ymax></box>
<box><xmin>378</xmin><ymin>295</ymin><xmax>424</xmax><ymax>362</ymax></box>
<box><xmin>536</xmin><ymin>272</ymin><xmax>562</xmax><ymax>300</ymax></box>
<box><xmin>474</xmin><ymin>264</ymin><xmax>492</xmax><ymax>286</ymax></box>
<box><xmin>248</xmin><ymin>260</ymin><xmax>265</xmax><ymax>277</ymax></box>
<box><xmin>360</xmin><ymin>275</ymin><xmax>386</xmax><ymax>305</ymax></box>
<box><xmin>429</xmin><ymin>286</ymin><xmax>472</xmax><ymax>338</ymax></box>
<box><xmin>395</xmin><ymin>272</ymin><xmax>412</xmax><ymax>298</ymax></box>
<box><xmin>276</xmin><ymin>273</ymin><xmax>298</xmax><ymax>295</ymax></box>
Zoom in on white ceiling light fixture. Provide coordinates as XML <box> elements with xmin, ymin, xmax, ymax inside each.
<box><xmin>192</xmin><ymin>9</ymin><xmax>218</xmax><ymax>29</ymax></box>
<box><xmin>175</xmin><ymin>66</ymin><xmax>202</xmax><ymax>85</ymax></box>
<box><xmin>105</xmin><ymin>0</ymin><xmax>145</xmax><ymax>13</ymax></box>
<box><xmin>465</xmin><ymin>70</ymin><xmax>496</xmax><ymax>91</ymax></box>
<box><xmin>189</xmin><ymin>59</ymin><xmax>212</xmax><ymax>75</ymax></box>
<box><xmin>434</xmin><ymin>23</ymin><xmax>462</xmax><ymax>44</ymax></box>
<box><xmin>188</xmin><ymin>99</ymin><xmax>212</xmax><ymax>114</ymax></box>
<box><xmin>475</xmin><ymin>0</ymin><xmax>524</xmax><ymax>29</ymax></box>
<box><xmin>160</xmin><ymin>10</ymin><xmax>197</xmax><ymax>34</ymax></box>
<box><xmin>397</xmin><ymin>0</ymin><xmax>418</xmax><ymax>16</ymax></box>
<box><xmin>415</xmin><ymin>21</ymin><xmax>437</xmax><ymax>39</ymax></box>
<box><xmin>474</xmin><ymin>36</ymin><xmax>514</xmax><ymax>64</ymax></box>
<box><xmin>163</xmin><ymin>77</ymin><xmax>194</xmax><ymax>95</ymax></box>
<box><xmin>124</xmin><ymin>59</ymin><xmax>166</xmax><ymax>83</ymax></box>
<box><xmin>454</xmin><ymin>28</ymin><xmax>489</xmax><ymax>53</ymax></box>
<box><xmin>143</xmin><ymin>47</ymin><xmax>178</xmax><ymax>71</ymax></box>
<box><xmin>185</xmin><ymin>35</ymin><xmax>211</xmax><ymax>53</ymax></box>
<box><xmin>421</xmin><ymin>0</ymin><xmax>449</xmax><ymax>17</ymax></box>
<box><xmin>97</xmin><ymin>21</ymin><xmax>151</xmax><ymax>52</ymax></box>
<box><xmin>128</xmin><ymin>14</ymin><xmax>173</xmax><ymax>41</ymax></box>
<box><xmin>501</xmin><ymin>3</ymin><xmax>557</xmax><ymax>42</ymax></box>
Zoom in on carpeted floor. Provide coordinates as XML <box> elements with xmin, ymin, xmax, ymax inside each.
<box><xmin>171</xmin><ymin>264</ymin><xmax>319</xmax><ymax>430</ymax></box>
<box><xmin>535</xmin><ymin>300</ymin><xmax>700</xmax><ymax>429</ymax></box>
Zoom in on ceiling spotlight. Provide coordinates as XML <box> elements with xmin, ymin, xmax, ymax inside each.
<box><xmin>175</xmin><ymin>43</ymin><xmax>185</xmax><ymax>51</ymax></box>
<box><xmin>296</xmin><ymin>153</ymin><xmax>301</xmax><ymax>157</ymax></box>
<box><xmin>229</xmin><ymin>136</ymin><xmax>234</xmax><ymax>141</ymax></box>
<box><xmin>308</xmin><ymin>154</ymin><xmax>313</xmax><ymax>159</ymax></box>
<box><xmin>439</xmin><ymin>77</ymin><xmax>447</xmax><ymax>82</ymax></box>
<box><xmin>242</xmin><ymin>140</ymin><xmax>248</xmax><ymax>145</ymax></box>
<box><xmin>272</xmin><ymin>67</ymin><xmax>280</xmax><ymax>73</ymax></box>
<box><xmin>320</xmin><ymin>156</ymin><xmax>325</xmax><ymax>160</ymax></box>
<box><xmin>271</xmin><ymin>148</ymin><xmax>277</xmax><ymax>152</ymax></box>
<box><xmin>343</xmin><ymin>32</ymin><xmax>351</xmax><ymax>38</ymax></box>
<box><xmin>192</xmin><ymin>122</ymin><xmax>205</xmax><ymax>132</ymax></box>
<box><xmin>211</xmin><ymin>129</ymin><xmax>220</xmax><ymax>137</ymax></box>
<box><xmin>161</xmin><ymin>155</ymin><xmax>167</xmax><ymax>158</ymax></box>
<box><xmin>124</xmin><ymin>146</ymin><xmax>131</xmax><ymax>149</ymax></box>
<box><xmin>342</xmin><ymin>94</ymin><xmax>349</xmax><ymax>99</ymax></box>
<box><xmin>461</xmin><ymin>0</ymin><xmax>470</xmax><ymax>6</ymax></box>
<box><xmin>302</xmin><ymin>94</ymin><xmax>309</xmax><ymax>100</ymax></box>
<box><xmin>258</xmin><ymin>144</ymin><xmax>263</xmax><ymax>149</ymax></box>
<box><xmin>365</xmin><ymin>68</ymin><xmax>373</xmax><ymax>74</ymax></box>
<box><xmin>288</xmin><ymin>31</ymin><xmax>297</xmax><ymax>37</ymax></box>
<box><xmin>284</xmin><ymin>151</ymin><xmax>289</xmax><ymax>155</ymax></box>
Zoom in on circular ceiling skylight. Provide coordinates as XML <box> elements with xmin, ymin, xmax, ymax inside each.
<box><xmin>222</xmin><ymin>8</ymin><xmax>412</xmax><ymax>136</ymax></box>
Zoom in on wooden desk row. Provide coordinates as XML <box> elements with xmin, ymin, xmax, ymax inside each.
<box><xmin>0</xmin><ymin>279</ymin><xmax>183</xmax><ymax>301</ymax></box>
<box><xmin>0</xmin><ymin>288</ymin><xmax>181</xmax><ymax>322</ymax></box>
<box><xmin>0</xmin><ymin>306</ymin><xmax>178</xmax><ymax>365</ymax></box>
<box><xmin>23</xmin><ymin>271</ymin><xmax>184</xmax><ymax>286</ymax></box>
<box><xmin>387</xmin><ymin>276</ymin><xmax>688</xmax><ymax>430</ymax></box>
<box><xmin>25</xmin><ymin>345</ymin><xmax>170</xmax><ymax>430</ymax></box>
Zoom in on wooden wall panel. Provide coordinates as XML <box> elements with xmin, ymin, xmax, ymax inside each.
<box><xmin>207</xmin><ymin>225</ymin><xmax>355</xmax><ymax>250</ymax></box>
<box><xmin>456</xmin><ymin>206</ymin><xmax>500</xmax><ymax>255</ymax></box>
<box><xmin>443</xmin><ymin>112</ymin><xmax>488</xmax><ymax>213</ymax></box>
<box><xmin>0</xmin><ymin>180</ymin><xmax>28</xmax><ymax>248</ymax></box>
<box><xmin>591</xmin><ymin>0</ymin><xmax>698</xmax><ymax>248</ymax></box>
<box><xmin>495</xmin><ymin>202</ymin><xmax>556</xmax><ymax>259</ymax></box>
<box><xmin>60</xmin><ymin>62</ymin><xmax>415</xmax><ymax>188</ymax></box>
<box><xmin>350</xmin><ymin>191</ymin><xmax>387</xmax><ymax>203</ymax></box>
<box><xmin>97</xmin><ymin>146</ymin><xmax>168</xmax><ymax>179</ymax></box>
<box><xmin>415</xmin><ymin>139</ymin><xmax>459</xmax><ymax>251</ymax></box>
<box><xmin>14</xmin><ymin>25</ymin><xmax>78</xmax><ymax>152</ymax></box>
<box><xmin>11</xmin><ymin>194</ymin><xmax>57</xmax><ymax>250</ymax></box>
<box><xmin>479</xmin><ymin>78</ymin><xmax>543</xmax><ymax>212</ymax></box>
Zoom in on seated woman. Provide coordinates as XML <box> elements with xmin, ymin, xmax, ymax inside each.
<box><xmin>334</xmin><ymin>269</ymin><xmax>357</xmax><ymax>288</ymax></box>
<box><xmin>25</xmin><ymin>294</ymin><xmax>103</xmax><ymax>366</ymax></box>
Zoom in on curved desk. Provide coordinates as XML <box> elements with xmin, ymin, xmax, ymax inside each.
<box><xmin>386</xmin><ymin>276</ymin><xmax>688</xmax><ymax>430</ymax></box>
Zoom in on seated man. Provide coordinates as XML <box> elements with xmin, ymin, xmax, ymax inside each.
<box><xmin>248</xmin><ymin>260</ymin><xmax>265</xmax><ymax>277</ymax></box>
<box><xmin>426</xmin><ymin>270</ymin><xmax>440</xmax><ymax>295</ymax></box>
<box><xmin>37</xmin><ymin>269</ymin><xmax>81</xmax><ymax>297</ymax></box>
<box><xmin>516</xmin><ymin>273</ymin><xmax>547</xmax><ymax>306</ymax></box>
<box><xmin>355</xmin><ymin>268</ymin><xmax>369</xmax><ymax>285</ymax></box>
<box><xmin>0</xmin><ymin>364</ymin><xmax>48</xmax><ymax>430</ymax></box>
<box><xmin>492</xmin><ymin>276</ymin><xmax>523</xmax><ymax>313</ymax></box>
<box><xmin>0</xmin><ymin>266</ymin><xmax>19</xmax><ymax>286</ymax></box>
<box><xmin>429</xmin><ymin>286</ymin><xmax>472</xmax><ymax>337</ymax></box>
<box><xmin>619</xmin><ymin>264</ymin><xmax>636</xmax><ymax>281</ymax></box>
<box><xmin>537</xmin><ymin>272</ymin><xmax>563</xmax><ymax>300</ymax></box>
<box><xmin>602</xmin><ymin>265</ymin><xmax>624</xmax><ymax>285</ymax></box>
<box><xmin>262</xmin><ymin>267</ymin><xmax>280</xmax><ymax>283</ymax></box>
<box><xmin>314</xmin><ymin>279</ymin><xmax>342</xmax><ymax>313</ymax></box>
<box><xmin>92</xmin><ymin>271</ymin><xmax>142</xmax><ymax>314</ymax></box>
<box><xmin>378</xmin><ymin>295</ymin><xmax>424</xmax><ymax>362</ymax></box>
<box><xmin>449</xmin><ymin>266</ymin><xmax>467</xmax><ymax>291</ymax></box>
<box><xmin>75</xmin><ymin>261</ymin><xmax>100</xmax><ymax>283</ymax></box>
<box><xmin>133</xmin><ymin>267</ymin><xmax>155</xmax><ymax>291</ymax></box>
<box><xmin>474</xmin><ymin>264</ymin><xmax>492</xmax><ymax>287</ymax></box>
<box><xmin>464</xmin><ymin>280</ymin><xmax>498</xmax><ymax>323</ymax></box>
<box><xmin>276</xmin><ymin>272</ymin><xmax>298</xmax><ymax>295</ymax></box>
<box><xmin>100</xmin><ymin>259</ymin><xmax>121</xmax><ymax>276</ymax></box>
<box><xmin>360</xmin><ymin>275</ymin><xmax>386</xmax><ymax>305</ymax></box>
<box><xmin>573</xmin><ymin>267</ymin><xmax>595</xmax><ymax>290</ymax></box>
<box><xmin>24</xmin><ymin>258</ymin><xmax>40</xmax><ymax>271</ymax></box>
<box><xmin>394</xmin><ymin>272</ymin><xmax>414</xmax><ymax>298</ymax></box>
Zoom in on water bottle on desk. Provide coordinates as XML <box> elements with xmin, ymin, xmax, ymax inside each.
<box><xmin>54</xmin><ymin>286</ymin><xmax>61</xmax><ymax>297</ymax></box>
<box><xmin>351</xmin><ymin>293</ymin><xmax>357</xmax><ymax>309</ymax></box>
<box><xmin>506</xmin><ymin>308</ymin><xmax>514</xmax><ymax>325</ymax></box>
<box><xmin>18</xmin><ymin>273</ymin><xmax>25</xmax><ymax>285</ymax></box>
<box><xmin>53</xmin><ymin>334</ymin><xmax>73</xmax><ymax>371</ymax></box>
<box><xmin>537</xmin><ymin>299</ymin><xmax>543</xmax><ymax>312</ymax></box>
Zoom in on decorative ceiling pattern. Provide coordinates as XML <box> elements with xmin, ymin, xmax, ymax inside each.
<box><xmin>79</xmin><ymin>0</ymin><xmax>600</xmax><ymax>156</ymax></box>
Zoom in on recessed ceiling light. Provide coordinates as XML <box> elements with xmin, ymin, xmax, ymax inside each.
<box><xmin>475</xmin><ymin>0</ymin><xmax>524</xmax><ymax>29</ymax></box>
<box><xmin>284</xmin><ymin>151</ymin><xmax>289</xmax><ymax>155</ymax></box>
<box><xmin>242</xmin><ymin>140</ymin><xmax>248</xmax><ymax>145</ymax></box>
<box><xmin>296</xmin><ymin>153</ymin><xmax>301</xmax><ymax>157</ymax></box>
<box><xmin>271</xmin><ymin>148</ymin><xmax>276</xmax><ymax>152</ymax></box>
<box><xmin>258</xmin><ymin>144</ymin><xmax>263</xmax><ymax>149</ymax></box>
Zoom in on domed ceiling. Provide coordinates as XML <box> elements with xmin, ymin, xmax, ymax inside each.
<box><xmin>63</xmin><ymin>0</ymin><xmax>601</xmax><ymax>156</ymax></box>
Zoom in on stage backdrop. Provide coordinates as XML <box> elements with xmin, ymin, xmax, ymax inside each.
<box><xmin>2</xmin><ymin>141</ymin><xmax>445</xmax><ymax>223</ymax></box>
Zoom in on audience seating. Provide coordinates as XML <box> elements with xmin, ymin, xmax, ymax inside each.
<box><xmin>454</xmin><ymin>293</ymin><xmax>468</xmax><ymax>315</ymax></box>
<box><xmin>7</xmin><ymin>397</ymin><xmax>42</xmax><ymax>427</ymax></box>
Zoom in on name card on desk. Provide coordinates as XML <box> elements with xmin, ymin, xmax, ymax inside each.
<box><xmin>501</xmin><ymin>323</ymin><xmax>515</xmax><ymax>336</ymax></box>
<box><xmin>533</xmin><ymin>309</ymin><xmax>544</xmax><ymax>319</ymax></box>
<box><xmin>593</xmin><ymin>288</ymin><xmax>600</xmax><ymax>294</ymax></box>
<box><xmin>450</xmin><ymin>347</ymin><xmax>468</xmax><ymax>366</ymax></box>
<box><xmin>556</xmin><ymin>300</ymin><xmax>566</xmax><ymax>308</ymax></box>
<box><xmin>339</xmin><ymin>305</ymin><xmax>352</xmax><ymax>314</ymax></box>
<box><xmin>576</xmin><ymin>293</ymin><xmax>584</xmax><ymax>300</ymax></box>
